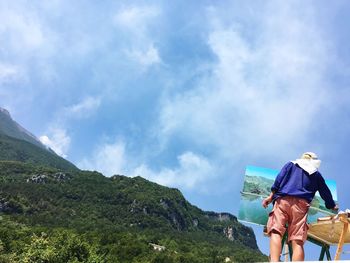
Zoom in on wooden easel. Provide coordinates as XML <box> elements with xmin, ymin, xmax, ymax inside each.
<box><xmin>307</xmin><ymin>213</ymin><xmax>350</xmax><ymax>261</ymax></box>
<box><xmin>264</xmin><ymin>213</ymin><xmax>350</xmax><ymax>261</ymax></box>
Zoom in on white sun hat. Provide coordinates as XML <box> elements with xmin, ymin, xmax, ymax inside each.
<box><xmin>292</xmin><ymin>152</ymin><xmax>321</xmax><ymax>175</ymax></box>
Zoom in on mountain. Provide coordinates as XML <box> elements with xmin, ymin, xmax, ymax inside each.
<box><xmin>0</xmin><ymin>107</ymin><xmax>45</xmax><ymax>149</ymax></box>
<box><xmin>0</xmin><ymin>107</ymin><xmax>77</xmax><ymax>171</ymax></box>
<box><xmin>0</xmin><ymin>108</ymin><xmax>267</xmax><ymax>262</ymax></box>
<box><xmin>0</xmin><ymin>162</ymin><xmax>267</xmax><ymax>262</ymax></box>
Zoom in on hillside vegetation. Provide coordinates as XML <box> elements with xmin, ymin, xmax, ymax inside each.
<box><xmin>0</xmin><ymin>161</ymin><xmax>267</xmax><ymax>262</ymax></box>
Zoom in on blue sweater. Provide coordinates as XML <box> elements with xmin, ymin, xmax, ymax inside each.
<box><xmin>271</xmin><ymin>162</ymin><xmax>336</xmax><ymax>209</ymax></box>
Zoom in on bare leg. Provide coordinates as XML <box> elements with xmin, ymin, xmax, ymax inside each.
<box><xmin>270</xmin><ymin>231</ymin><xmax>282</xmax><ymax>262</ymax></box>
<box><xmin>291</xmin><ymin>240</ymin><xmax>304</xmax><ymax>261</ymax></box>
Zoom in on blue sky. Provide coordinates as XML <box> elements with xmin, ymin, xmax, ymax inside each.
<box><xmin>246</xmin><ymin>165</ymin><xmax>279</xmax><ymax>180</ymax></box>
<box><xmin>1</xmin><ymin>0</ymin><xmax>350</xmax><ymax>259</ymax></box>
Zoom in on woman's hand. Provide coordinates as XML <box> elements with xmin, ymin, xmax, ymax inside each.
<box><xmin>332</xmin><ymin>204</ymin><xmax>339</xmax><ymax>212</ymax></box>
<box><xmin>262</xmin><ymin>196</ymin><xmax>272</xmax><ymax>208</ymax></box>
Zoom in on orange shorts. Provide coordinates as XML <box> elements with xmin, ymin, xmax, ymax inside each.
<box><xmin>266</xmin><ymin>196</ymin><xmax>310</xmax><ymax>243</ymax></box>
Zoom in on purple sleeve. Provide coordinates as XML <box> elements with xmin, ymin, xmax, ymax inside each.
<box><xmin>317</xmin><ymin>174</ymin><xmax>336</xmax><ymax>209</ymax></box>
<box><xmin>271</xmin><ymin>162</ymin><xmax>292</xmax><ymax>192</ymax></box>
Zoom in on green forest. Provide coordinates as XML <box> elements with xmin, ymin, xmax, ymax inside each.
<box><xmin>0</xmin><ymin>160</ymin><xmax>267</xmax><ymax>262</ymax></box>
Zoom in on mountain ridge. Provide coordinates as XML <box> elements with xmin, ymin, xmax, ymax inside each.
<box><xmin>0</xmin><ymin>107</ymin><xmax>46</xmax><ymax>149</ymax></box>
<box><xmin>0</xmin><ymin>107</ymin><xmax>77</xmax><ymax>171</ymax></box>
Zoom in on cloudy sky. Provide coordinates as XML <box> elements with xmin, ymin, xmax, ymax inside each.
<box><xmin>1</xmin><ymin>0</ymin><xmax>350</xmax><ymax>259</ymax></box>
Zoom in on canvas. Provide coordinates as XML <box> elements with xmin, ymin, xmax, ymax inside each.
<box><xmin>238</xmin><ymin>165</ymin><xmax>338</xmax><ymax>226</ymax></box>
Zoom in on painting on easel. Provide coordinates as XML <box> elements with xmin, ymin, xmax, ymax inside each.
<box><xmin>238</xmin><ymin>165</ymin><xmax>338</xmax><ymax>226</ymax></box>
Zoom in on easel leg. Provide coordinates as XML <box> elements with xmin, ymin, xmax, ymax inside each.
<box><xmin>288</xmin><ymin>242</ymin><xmax>293</xmax><ymax>261</ymax></box>
<box><xmin>280</xmin><ymin>233</ymin><xmax>293</xmax><ymax>261</ymax></box>
<box><xmin>325</xmin><ymin>247</ymin><xmax>331</xmax><ymax>261</ymax></box>
<box><xmin>319</xmin><ymin>245</ymin><xmax>331</xmax><ymax>261</ymax></box>
<box><xmin>308</xmin><ymin>237</ymin><xmax>331</xmax><ymax>261</ymax></box>
<box><xmin>335</xmin><ymin>218</ymin><xmax>349</xmax><ymax>260</ymax></box>
<box><xmin>319</xmin><ymin>246</ymin><xmax>326</xmax><ymax>261</ymax></box>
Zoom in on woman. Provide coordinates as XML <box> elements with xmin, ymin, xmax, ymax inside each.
<box><xmin>262</xmin><ymin>152</ymin><xmax>338</xmax><ymax>261</ymax></box>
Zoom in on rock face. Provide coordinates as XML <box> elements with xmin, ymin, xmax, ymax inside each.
<box><xmin>26</xmin><ymin>172</ymin><xmax>72</xmax><ymax>184</ymax></box>
<box><xmin>160</xmin><ymin>198</ymin><xmax>169</xmax><ymax>209</ymax></box>
<box><xmin>0</xmin><ymin>198</ymin><xmax>10</xmax><ymax>212</ymax></box>
<box><xmin>115</xmin><ymin>176</ymin><xmax>258</xmax><ymax>247</ymax></box>
<box><xmin>52</xmin><ymin>172</ymin><xmax>71</xmax><ymax>181</ymax></box>
<box><xmin>27</xmin><ymin>174</ymin><xmax>48</xmax><ymax>184</ymax></box>
<box><xmin>193</xmin><ymin>218</ymin><xmax>199</xmax><ymax>227</ymax></box>
<box><xmin>224</xmin><ymin>226</ymin><xmax>234</xmax><ymax>241</ymax></box>
<box><xmin>0</xmin><ymin>198</ymin><xmax>22</xmax><ymax>213</ymax></box>
<box><xmin>205</xmin><ymin>211</ymin><xmax>237</xmax><ymax>222</ymax></box>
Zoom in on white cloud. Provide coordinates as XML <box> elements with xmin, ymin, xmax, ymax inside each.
<box><xmin>39</xmin><ymin>128</ymin><xmax>71</xmax><ymax>158</ymax></box>
<box><xmin>113</xmin><ymin>5</ymin><xmax>162</xmax><ymax>68</ymax></box>
<box><xmin>157</xmin><ymin>1</ymin><xmax>330</xmax><ymax>163</ymax></box>
<box><xmin>133</xmin><ymin>152</ymin><xmax>215</xmax><ymax>190</ymax></box>
<box><xmin>64</xmin><ymin>97</ymin><xmax>101</xmax><ymax>119</ymax></box>
<box><xmin>0</xmin><ymin>63</ymin><xmax>21</xmax><ymax>84</ymax></box>
<box><xmin>0</xmin><ymin>2</ymin><xmax>59</xmax><ymax>110</ymax></box>
<box><xmin>34</xmin><ymin>97</ymin><xmax>101</xmax><ymax>162</ymax></box>
<box><xmin>113</xmin><ymin>5</ymin><xmax>160</xmax><ymax>32</ymax></box>
<box><xmin>0</xmin><ymin>4</ymin><xmax>45</xmax><ymax>54</ymax></box>
<box><xmin>126</xmin><ymin>45</ymin><xmax>161</xmax><ymax>66</ymax></box>
<box><xmin>77</xmin><ymin>142</ymin><xmax>215</xmax><ymax>190</ymax></box>
<box><xmin>77</xmin><ymin>140</ymin><xmax>126</xmax><ymax>177</ymax></box>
